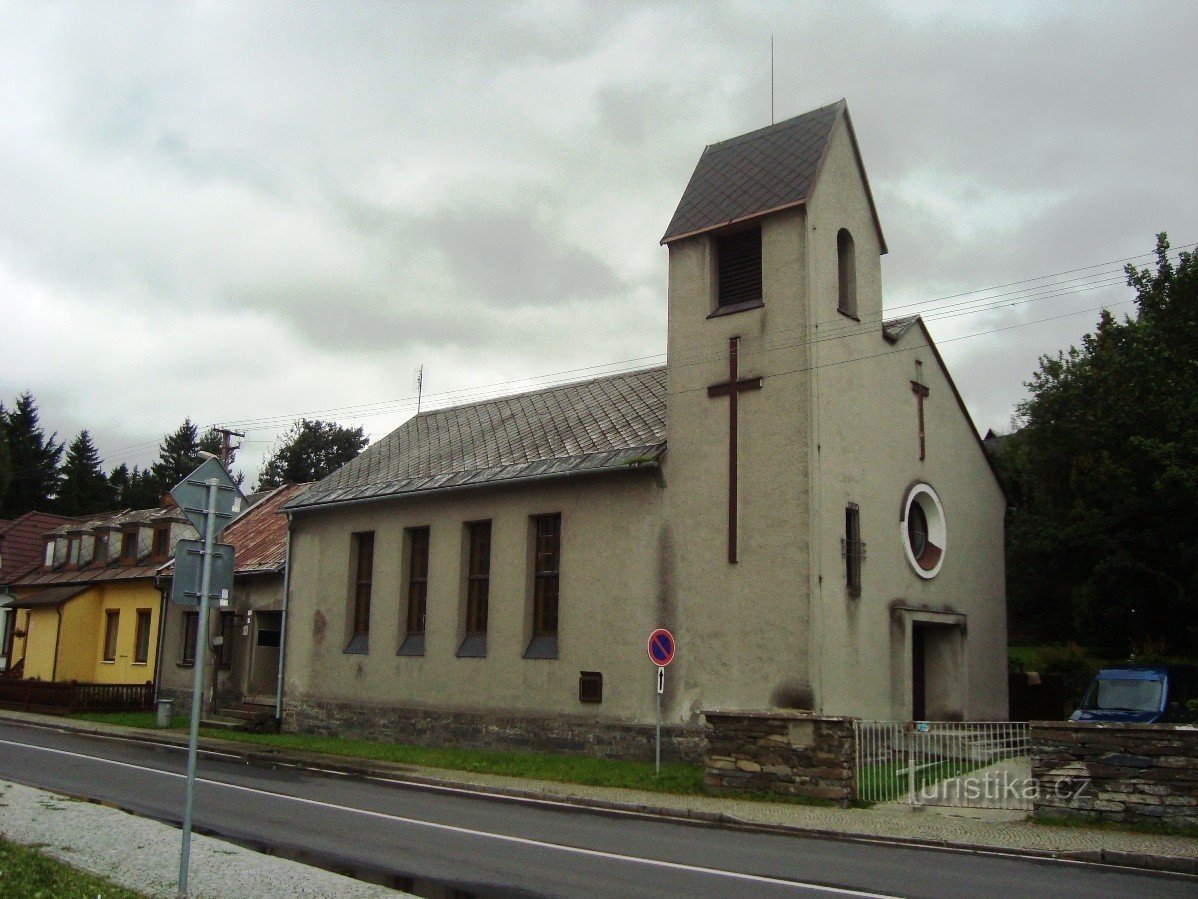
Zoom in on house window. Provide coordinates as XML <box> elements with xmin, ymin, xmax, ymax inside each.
<box><xmin>43</xmin><ymin>540</ymin><xmax>55</xmax><ymax>568</ymax></box>
<box><xmin>134</xmin><ymin>609</ymin><xmax>152</xmax><ymax>664</ymax></box>
<box><xmin>180</xmin><ymin>611</ymin><xmax>198</xmax><ymax>666</ymax></box>
<box><xmin>400</xmin><ymin>527</ymin><xmax>430</xmax><ymax>657</ymax></box>
<box><xmin>216</xmin><ymin>611</ymin><xmax>235</xmax><ymax>669</ymax></box>
<box><xmin>465</xmin><ymin>522</ymin><xmax>491</xmax><ymax>635</ymax></box>
<box><xmin>579</xmin><ymin>671</ymin><xmax>603</xmax><ymax>704</ymax></box>
<box><xmin>120</xmin><ymin>529</ymin><xmax>139</xmax><ymax>564</ymax></box>
<box><xmin>842</xmin><ymin>503</ymin><xmax>864</xmax><ymax>598</ymax></box>
<box><xmin>716</xmin><ymin>227</ymin><xmax>763</xmax><ymax>309</ymax></box>
<box><xmin>102</xmin><ymin>610</ymin><xmax>120</xmax><ymax>662</ymax></box>
<box><xmin>93</xmin><ymin>533</ymin><xmax>109</xmax><ymax>567</ymax></box>
<box><xmin>346</xmin><ymin>531</ymin><xmax>374</xmax><ymax>653</ymax></box>
<box><xmin>152</xmin><ymin>525</ymin><xmax>171</xmax><ymax>561</ymax></box>
<box><xmin>837</xmin><ymin>228</ymin><xmax>857</xmax><ymax>318</ymax></box>
<box><xmin>533</xmin><ymin>514</ymin><xmax>560</xmax><ymax>636</ymax></box>
<box><xmin>67</xmin><ymin>536</ymin><xmax>80</xmax><ymax>567</ymax></box>
<box><xmin>902</xmin><ymin>483</ymin><xmax>947</xmax><ymax>579</ymax></box>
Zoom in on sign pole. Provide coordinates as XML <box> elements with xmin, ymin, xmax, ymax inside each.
<box><xmin>655</xmin><ymin>666</ymin><xmax>664</xmax><ymax>774</ymax></box>
<box><xmin>177</xmin><ymin>477</ymin><xmax>218</xmax><ymax>899</ymax></box>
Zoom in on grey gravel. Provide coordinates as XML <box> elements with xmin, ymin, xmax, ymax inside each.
<box><xmin>0</xmin><ymin>778</ymin><xmax>407</xmax><ymax>898</ymax></box>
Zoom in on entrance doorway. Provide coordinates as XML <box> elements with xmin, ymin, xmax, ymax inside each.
<box><xmin>248</xmin><ymin>611</ymin><xmax>282</xmax><ymax>700</ymax></box>
<box><xmin>910</xmin><ymin>620</ymin><xmax>963</xmax><ymax>720</ymax></box>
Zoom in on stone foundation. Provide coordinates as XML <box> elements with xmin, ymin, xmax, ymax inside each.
<box><xmin>282</xmin><ymin>697</ymin><xmax>705</xmax><ymax>762</ymax></box>
<box><xmin>1032</xmin><ymin>721</ymin><xmax>1198</xmax><ymax>829</ymax></box>
<box><xmin>703</xmin><ymin>710</ymin><xmax>855</xmax><ymax>805</ymax></box>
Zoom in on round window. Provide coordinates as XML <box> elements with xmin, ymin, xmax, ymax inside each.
<box><xmin>902</xmin><ymin>484</ymin><xmax>945</xmax><ymax>578</ymax></box>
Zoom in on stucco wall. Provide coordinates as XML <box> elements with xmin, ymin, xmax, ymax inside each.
<box><xmin>805</xmin><ymin>119</ymin><xmax>1008</xmax><ymax>720</ymax></box>
<box><xmin>663</xmin><ymin>206</ymin><xmax>815</xmax><ymax>718</ymax></box>
<box><xmin>285</xmin><ymin>471</ymin><xmax>668</xmax><ymax>724</ymax></box>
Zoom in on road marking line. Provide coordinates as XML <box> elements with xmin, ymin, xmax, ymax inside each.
<box><xmin>0</xmin><ymin>736</ymin><xmax>895</xmax><ymax>897</ymax></box>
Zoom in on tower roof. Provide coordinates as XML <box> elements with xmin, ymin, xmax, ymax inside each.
<box><xmin>661</xmin><ymin>99</ymin><xmax>885</xmax><ymax>251</ymax></box>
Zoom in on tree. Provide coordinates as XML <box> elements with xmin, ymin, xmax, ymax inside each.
<box><xmin>0</xmin><ymin>392</ymin><xmax>63</xmax><ymax>517</ymax></box>
<box><xmin>257</xmin><ymin>419</ymin><xmax>369</xmax><ymax>489</ymax></box>
<box><xmin>1007</xmin><ymin>234</ymin><xmax>1198</xmax><ymax>652</ymax></box>
<box><xmin>109</xmin><ymin>463</ymin><xmax>161</xmax><ymax>511</ymax></box>
<box><xmin>0</xmin><ymin>406</ymin><xmax>10</xmax><ymax>514</ymax></box>
<box><xmin>56</xmin><ymin>431</ymin><xmax>117</xmax><ymax>516</ymax></box>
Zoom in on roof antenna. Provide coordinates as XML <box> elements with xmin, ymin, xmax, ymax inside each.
<box><xmin>770</xmin><ymin>34</ymin><xmax>775</xmax><ymax>124</ymax></box>
<box><xmin>414</xmin><ymin>364</ymin><xmax>425</xmax><ymax>414</ymax></box>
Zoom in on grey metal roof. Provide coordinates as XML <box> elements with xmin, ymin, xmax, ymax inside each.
<box><xmin>662</xmin><ymin>101</ymin><xmax>844</xmax><ymax>244</ymax></box>
<box><xmin>289</xmin><ymin>367</ymin><xmax>667</xmax><ymax>511</ymax></box>
<box><xmin>882</xmin><ymin>315</ymin><xmax>920</xmax><ymax>343</ymax></box>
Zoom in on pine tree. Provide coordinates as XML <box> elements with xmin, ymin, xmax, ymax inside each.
<box><xmin>0</xmin><ymin>392</ymin><xmax>63</xmax><ymax>517</ymax></box>
<box><xmin>109</xmin><ymin>463</ymin><xmax>161</xmax><ymax>511</ymax></box>
<box><xmin>150</xmin><ymin>418</ymin><xmax>204</xmax><ymax>494</ymax></box>
<box><xmin>56</xmin><ymin>431</ymin><xmax>117</xmax><ymax>516</ymax></box>
<box><xmin>0</xmin><ymin>405</ymin><xmax>11</xmax><ymax>514</ymax></box>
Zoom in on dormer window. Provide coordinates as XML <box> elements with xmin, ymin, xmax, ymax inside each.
<box><xmin>67</xmin><ymin>536</ymin><xmax>80</xmax><ymax>567</ymax></box>
<box><xmin>43</xmin><ymin>540</ymin><xmax>55</xmax><ymax>569</ymax></box>
<box><xmin>93</xmin><ymin>533</ymin><xmax>109</xmax><ymax>567</ymax></box>
<box><xmin>120</xmin><ymin>529</ymin><xmax>139</xmax><ymax>565</ymax></box>
<box><xmin>152</xmin><ymin>525</ymin><xmax>171</xmax><ymax>562</ymax></box>
<box><xmin>714</xmin><ymin>227</ymin><xmax>763</xmax><ymax>313</ymax></box>
<box><xmin>837</xmin><ymin>228</ymin><xmax>857</xmax><ymax>318</ymax></box>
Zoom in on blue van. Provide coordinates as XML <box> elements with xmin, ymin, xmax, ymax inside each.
<box><xmin>1070</xmin><ymin>665</ymin><xmax>1198</xmax><ymax>723</ymax></box>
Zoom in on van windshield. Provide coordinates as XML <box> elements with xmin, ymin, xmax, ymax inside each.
<box><xmin>1080</xmin><ymin>678</ymin><xmax>1163</xmax><ymax>712</ymax></box>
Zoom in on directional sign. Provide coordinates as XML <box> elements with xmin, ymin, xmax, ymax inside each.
<box><xmin>170</xmin><ymin>539</ymin><xmax>235</xmax><ymax>607</ymax></box>
<box><xmin>647</xmin><ymin>628</ymin><xmax>675</xmax><ymax>667</ymax></box>
<box><xmin>657</xmin><ymin>666</ymin><xmax>665</xmax><ymax>695</ymax></box>
<box><xmin>170</xmin><ymin>458</ymin><xmax>245</xmax><ymax>537</ymax></box>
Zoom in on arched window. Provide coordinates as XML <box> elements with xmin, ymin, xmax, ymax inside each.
<box><xmin>837</xmin><ymin>228</ymin><xmax>857</xmax><ymax>318</ymax></box>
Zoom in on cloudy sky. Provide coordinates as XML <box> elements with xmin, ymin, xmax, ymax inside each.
<box><xmin>2</xmin><ymin>1</ymin><xmax>1196</xmax><ymax>487</ymax></box>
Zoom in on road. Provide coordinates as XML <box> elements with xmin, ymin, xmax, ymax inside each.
<box><xmin>0</xmin><ymin>722</ymin><xmax>1192</xmax><ymax>898</ymax></box>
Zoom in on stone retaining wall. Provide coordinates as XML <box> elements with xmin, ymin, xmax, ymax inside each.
<box><xmin>282</xmin><ymin>697</ymin><xmax>705</xmax><ymax>762</ymax></box>
<box><xmin>703</xmin><ymin>710</ymin><xmax>855</xmax><ymax>805</ymax></box>
<box><xmin>1032</xmin><ymin>721</ymin><xmax>1198</xmax><ymax>828</ymax></box>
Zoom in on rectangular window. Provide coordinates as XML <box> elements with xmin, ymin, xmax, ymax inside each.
<box><xmin>579</xmin><ymin>671</ymin><xmax>603</xmax><ymax>704</ymax></box>
<box><xmin>843</xmin><ymin>503</ymin><xmax>863</xmax><ymax>598</ymax></box>
<box><xmin>120</xmin><ymin>529</ymin><xmax>139</xmax><ymax>564</ymax></box>
<box><xmin>152</xmin><ymin>525</ymin><xmax>171</xmax><ymax>561</ymax></box>
<box><xmin>134</xmin><ymin>609</ymin><xmax>152</xmax><ymax>664</ymax></box>
<box><xmin>43</xmin><ymin>540</ymin><xmax>55</xmax><ymax>568</ymax></box>
<box><xmin>216</xmin><ymin>611</ymin><xmax>235</xmax><ymax>669</ymax></box>
<box><xmin>347</xmin><ymin>532</ymin><xmax>374</xmax><ymax>651</ymax></box>
<box><xmin>94</xmin><ymin>533</ymin><xmax>108</xmax><ymax>567</ymax></box>
<box><xmin>102</xmin><ymin>610</ymin><xmax>120</xmax><ymax>662</ymax></box>
<box><xmin>180</xmin><ymin>612</ymin><xmax>198</xmax><ymax>666</ymax></box>
<box><xmin>716</xmin><ymin>227</ymin><xmax>763</xmax><ymax>308</ymax></box>
<box><xmin>532</xmin><ymin>514</ymin><xmax>561</xmax><ymax>637</ymax></box>
<box><xmin>406</xmin><ymin>527</ymin><xmax>430</xmax><ymax>636</ymax></box>
<box><xmin>67</xmin><ymin>537</ymin><xmax>80</xmax><ymax>567</ymax></box>
<box><xmin>465</xmin><ymin>521</ymin><xmax>491</xmax><ymax>635</ymax></box>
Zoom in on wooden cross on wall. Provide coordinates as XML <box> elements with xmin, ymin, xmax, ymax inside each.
<box><xmin>707</xmin><ymin>336</ymin><xmax>762</xmax><ymax>563</ymax></box>
<box><xmin>911</xmin><ymin>359</ymin><xmax>930</xmax><ymax>461</ymax></box>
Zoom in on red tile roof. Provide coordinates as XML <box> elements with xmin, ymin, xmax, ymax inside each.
<box><xmin>220</xmin><ymin>482</ymin><xmax>310</xmax><ymax>575</ymax></box>
<box><xmin>0</xmin><ymin>512</ymin><xmax>80</xmax><ymax>586</ymax></box>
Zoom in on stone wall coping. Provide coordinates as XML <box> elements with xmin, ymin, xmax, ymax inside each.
<box><xmin>1031</xmin><ymin>721</ymin><xmax>1198</xmax><ymax>734</ymax></box>
<box><xmin>701</xmin><ymin>709</ymin><xmax>853</xmax><ymax>723</ymax></box>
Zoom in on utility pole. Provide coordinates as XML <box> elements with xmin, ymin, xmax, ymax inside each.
<box><xmin>213</xmin><ymin>427</ymin><xmax>245</xmax><ymax>465</ymax></box>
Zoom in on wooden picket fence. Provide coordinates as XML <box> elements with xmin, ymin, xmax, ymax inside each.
<box><xmin>0</xmin><ymin>679</ymin><xmax>154</xmax><ymax>714</ymax></box>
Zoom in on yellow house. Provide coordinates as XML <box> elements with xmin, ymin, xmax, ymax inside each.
<box><xmin>6</xmin><ymin>506</ymin><xmax>196</xmax><ymax>686</ymax></box>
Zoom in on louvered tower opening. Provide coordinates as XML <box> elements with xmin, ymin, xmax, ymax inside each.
<box><xmin>716</xmin><ymin>227</ymin><xmax>762</xmax><ymax>307</ymax></box>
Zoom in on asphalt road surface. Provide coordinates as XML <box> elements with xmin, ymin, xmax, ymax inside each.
<box><xmin>0</xmin><ymin>722</ymin><xmax>1193</xmax><ymax>899</ymax></box>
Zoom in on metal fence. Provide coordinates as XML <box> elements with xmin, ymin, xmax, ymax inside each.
<box><xmin>855</xmin><ymin>721</ymin><xmax>1032</xmax><ymax>810</ymax></box>
<box><xmin>0</xmin><ymin>679</ymin><xmax>154</xmax><ymax>714</ymax></box>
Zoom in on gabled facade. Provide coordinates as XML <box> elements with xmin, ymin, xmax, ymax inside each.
<box><xmin>277</xmin><ymin>100</ymin><xmax>1008</xmax><ymax>756</ymax></box>
<box><xmin>0</xmin><ymin>511</ymin><xmax>79</xmax><ymax>672</ymax></box>
<box><xmin>6</xmin><ymin>506</ymin><xmax>195</xmax><ymax>684</ymax></box>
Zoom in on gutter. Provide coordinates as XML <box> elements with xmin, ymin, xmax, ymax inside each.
<box><xmin>274</xmin><ymin>514</ymin><xmax>294</xmax><ymax>721</ymax></box>
<box><xmin>51</xmin><ymin>606</ymin><xmax>62</xmax><ymax>681</ymax></box>
<box><xmin>285</xmin><ymin>459</ymin><xmax>663</xmax><ymax>518</ymax></box>
<box><xmin>152</xmin><ymin>585</ymin><xmax>169</xmax><ymax>700</ymax></box>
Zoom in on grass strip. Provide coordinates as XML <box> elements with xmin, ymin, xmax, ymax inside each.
<box><xmin>0</xmin><ymin>836</ymin><xmax>149</xmax><ymax>899</ymax></box>
<box><xmin>72</xmin><ymin>711</ymin><xmax>704</xmax><ymax>794</ymax></box>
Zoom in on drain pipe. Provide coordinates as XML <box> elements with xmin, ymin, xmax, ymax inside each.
<box><xmin>274</xmin><ymin>513</ymin><xmax>294</xmax><ymax>722</ymax></box>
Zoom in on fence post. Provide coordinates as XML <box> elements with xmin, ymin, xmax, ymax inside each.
<box><xmin>906</xmin><ymin>722</ymin><xmax>916</xmax><ymax>806</ymax></box>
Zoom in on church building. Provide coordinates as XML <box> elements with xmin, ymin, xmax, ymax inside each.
<box><xmin>280</xmin><ymin>100</ymin><xmax>1008</xmax><ymax>757</ymax></box>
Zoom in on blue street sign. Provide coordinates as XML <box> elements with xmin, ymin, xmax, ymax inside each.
<box><xmin>647</xmin><ymin>628</ymin><xmax>675</xmax><ymax>667</ymax></box>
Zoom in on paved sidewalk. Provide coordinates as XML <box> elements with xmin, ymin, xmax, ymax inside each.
<box><xmin>2</xmin><ymin>710</ymin><xmax>1196</xmax><ymax>878</ymax></box>
<box><xmin>0</xmin><ymin>778</ymin><xmax>405</xmax><ymax>898</ymax></box>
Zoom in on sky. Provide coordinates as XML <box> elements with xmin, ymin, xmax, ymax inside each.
<box><xmin>2</xmin><ymin>0</ymin><xmax>1196</xmax><ymax>488</ymax></box>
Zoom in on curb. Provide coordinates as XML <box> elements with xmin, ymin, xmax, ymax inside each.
<box><xmin>2</xmin><ymin>712</ymin><xmax>1196</xmax><ymax>879</ymax></box>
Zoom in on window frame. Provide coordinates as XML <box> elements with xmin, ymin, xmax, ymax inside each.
<box><xmin>346</xmin><ymin>531</ymin><xmax>374</xmax><ymax>653</ymax></box>
<box><xmin>836</xmin><ymin>228</ymin><xmax>858</xmax><ymax>319</ymax></box>
<box><xmin>133</xmin><ymin>608</ymin><xmax>152</xmax><ymax>665</ymax></box>
<box><xmin>102</xmin><ymin>609</ymin><xmax>120</xmax><ymax>663</ymax></box>
<box><xmin>405</xmin><ymin>526</ymin><xmax>430</xmax><ymax>637</ymax></box>
<box><xmin>843</xmin><ymin>502</ymin><xmax>864</xmax><ymax>598</ymax></box>
<box><xmin>532</xmin><ymin>514</ymin><xmax>561</xmax><ymax>638</ymax></box>
<box><xmin>712</xmin><ymin>226</ymin><xmax>764</xmax><ymax>315</ymax></box>
<box><xmin>180</xmin><ymin>611</ymin><xmax>198</xmax><ymax>666</ymax></box>
<box><xmin>43</xmin><ymin>540</ymin><xmax>55</xmax><ymax>569</ymax></box>
<box><xmin>93</xmin><ymin>532</ymin><xmax>109</xmax><ymax>567</ymax></box>
<box><xmin>464</xmin><ymin>521</ymin><xmax>491</xmax><ymax>636</ymax></box>
<box><xmin>216</xmin><ymin>611</ymin><xmax>235</xmax><ymax>669</ymax></box>
<box><xmin>119</xmin><ymin>528</ymin><xmax>139</xmax><ymax>565</ymax></box>
<box><xmin>67</xmin><ymin>535</ymin><xmax>81</xmax><ymax>567</ymax></box>
<box><xmin>151</xmin><ymin>524</ymin><xmax>171</xmax><ymax>562</ymax></box>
